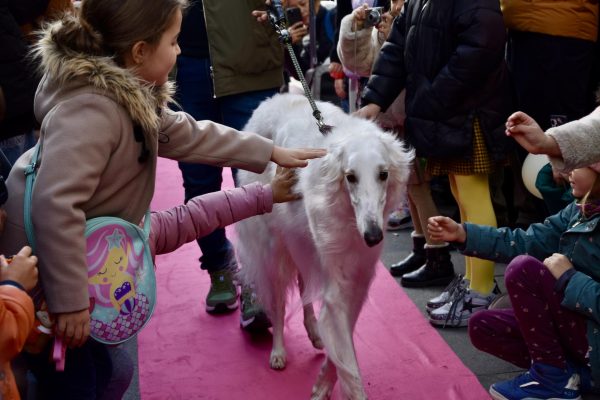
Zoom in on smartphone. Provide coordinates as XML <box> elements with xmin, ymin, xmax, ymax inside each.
<box><xmin>285</xmin><ymin>7</ymin><xmax>303</xmax><ymax>26</ymax></box>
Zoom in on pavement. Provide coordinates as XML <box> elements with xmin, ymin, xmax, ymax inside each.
<box><xmin>122</xmin><ymin>220</ymin><xmax>600</xmax><ymax>400</ymax></box>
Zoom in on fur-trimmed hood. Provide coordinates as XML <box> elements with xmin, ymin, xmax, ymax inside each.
<box><xmin>33</xmin><ymin>19</ymin><xmax>175</xmax><ymax>140</ymax></box>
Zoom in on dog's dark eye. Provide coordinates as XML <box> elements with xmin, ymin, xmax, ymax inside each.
<box><xmin>379</xmin><ymin>171</ymin><xmax>388</xmax><ymax>181</ymax></box>
<box><xmin>346</xmin><ymin>174</ymin><xmax>357</xmax><ymax>184</ymax></box>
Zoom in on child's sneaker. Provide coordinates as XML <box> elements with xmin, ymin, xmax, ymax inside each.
<box><xmin>240</xmin><ymin>285</ymin><xmax>272</xmax><ymax>332</ymax></box>
<box><xmin>426</xmin><ymin>275</ymin><xmax>468</xmax><ymax>313</ymax></box>
<box><xmin>490</xmin><ymin>363</ymin><xmax>581</xmax><ymax>400</ymax></box>
<box><xmin>206</xmin><ymin>269</ymin><xmax>238</xmax><ymax>313</ymax></box>
<box><xmin>386</xmin><ymin>208</ymin><xmax>413</xmax><ymax>231</ymax></box>
<box><xmin>429</xmin><ymin>286</ymin><xmax>497</xmax><ymax>327</ymax></box>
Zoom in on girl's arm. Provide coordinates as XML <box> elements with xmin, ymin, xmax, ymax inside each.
<box><xmin>451</xmin><ymin>203</ymin><xmax>574</xmax><ymax>263</ymax></box>
<box><xmin>158</xmin><ymin>109</ymin><xmax>325</xmax><ymax>171</ymax></box>
<box><xmin>151</xmin><ymin>182</ymin><xmax>273</xmax><ymax>256</ymax></box>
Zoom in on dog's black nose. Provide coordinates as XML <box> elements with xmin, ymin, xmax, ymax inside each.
<box><xmin>363</xmin><ymin>222</ymin><xmax>383</xmax><ymax>247</ymax></box>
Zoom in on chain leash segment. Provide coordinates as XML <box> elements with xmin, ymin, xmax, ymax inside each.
<box><xmin>267</xmin><ymin>3</ymin><xmax>332</xmax><ymax>135</ymax></box>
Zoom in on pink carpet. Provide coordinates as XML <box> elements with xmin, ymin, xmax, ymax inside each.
<box><xmin>138</xmin><ymin>158</ymin><xmax>490</xmax><ymax>399</ymax></box>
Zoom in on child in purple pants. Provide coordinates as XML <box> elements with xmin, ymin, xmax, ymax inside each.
<box><xmin>427</xmin><ymin>162</ymin><xmax>600</xmax><ymax>400</ymax></box>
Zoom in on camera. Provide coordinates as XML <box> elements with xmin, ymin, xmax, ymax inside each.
<box><xmin>364</xmin><ymin>7</ymin><xmax>384</xmax><ymax>28</ymax></box>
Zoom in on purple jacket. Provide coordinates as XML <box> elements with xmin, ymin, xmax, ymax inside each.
<box><xmin>149</xmin><ymin>182</ymin><xmax>273</xmax><ymax>257</ymax></box>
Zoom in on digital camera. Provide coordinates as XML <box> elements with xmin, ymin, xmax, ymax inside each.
<box><xmin>364</xmin><ymin>7</ymin><xmax>384</xmax><ymax>28</ymax></box>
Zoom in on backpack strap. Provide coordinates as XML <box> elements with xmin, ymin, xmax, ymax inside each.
<box><xmin>23</xmin><ymin>141</ymin><xmax>151</xmax><ymax>253</ymax></box>
<box><xmin>24</xmin><ymin>142</ymin><xmax>42</xmax><ymax>253</ymax></box>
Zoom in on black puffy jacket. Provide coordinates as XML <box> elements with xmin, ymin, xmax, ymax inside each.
<box><xmin>362</xmin><ymin>0</ymin><xmax>512</xmax><ymax>160</ymax></box>
<box><xmin>0</xmin><ymin>0</ymin><xmax>49</xmax><ymax>139</ymax></box>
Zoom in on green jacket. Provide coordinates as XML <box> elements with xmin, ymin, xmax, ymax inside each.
<box><xmin>203</xmin><ymin>0</ymin><xmax>284</xmax><ymax>98</ymax></box>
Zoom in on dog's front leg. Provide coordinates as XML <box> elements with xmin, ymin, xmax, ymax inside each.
<box><xmin>269</xmin><ymin>290</ymin><xmax>287</xmax><ymax>369</ymax></box>
<box><xmin>311</xmin><ymin>357</ymin><xmax>337</xmax><ymax>400</ymax></box>
<box><xmin>317</xmin><ymin>282</ymin><xmax>370</xmax><ymax>400</ymax></box>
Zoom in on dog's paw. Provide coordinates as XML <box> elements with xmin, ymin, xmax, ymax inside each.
<box><xmin>309</xmin><ymin>332</ymin><xmax>324</xmax><ymax>350</ymax></box>
<box><xmin>310</xmin><ymin>383</ymin><xmax>333</xmax><ymax>400</ymax></box>
<box><xmin>269</xmin><ymin>349</ymin><xmax>287</xmax><ymax>370</ymax></box>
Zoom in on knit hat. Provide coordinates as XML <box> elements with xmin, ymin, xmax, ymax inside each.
<box><xmin>589</xmin><ymin>162</ymin><xmax>600</xmax><ymax>174</ymax></box>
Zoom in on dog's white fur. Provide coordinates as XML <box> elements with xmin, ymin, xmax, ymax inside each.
<box><xmin>236</xmin><ymin>94</ymin><xmax>414</xmax><ymax>399</ymax></box>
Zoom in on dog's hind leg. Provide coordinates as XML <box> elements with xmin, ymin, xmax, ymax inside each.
<box><xmin>298</xmin><ymin>274</ymin><xmax>323</xmax><ymax>350</ymax></box>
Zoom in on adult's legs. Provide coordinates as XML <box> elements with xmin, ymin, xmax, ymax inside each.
<box><xmin>449</xmin><ymin>173</ymin><xmax>497</xmax><ymax>294</ymax></box>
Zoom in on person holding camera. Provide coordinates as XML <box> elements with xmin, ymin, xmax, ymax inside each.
<box><xmin>356</xmin><ymin>0</ymin><xmax>513</xmax><ymax>327</ymax></box>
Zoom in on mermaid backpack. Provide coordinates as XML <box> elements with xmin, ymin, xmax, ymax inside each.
<box><xmin>23</xmin><ymin>142</ymin><xmax>157</xmax><ymax>345</ymax></box>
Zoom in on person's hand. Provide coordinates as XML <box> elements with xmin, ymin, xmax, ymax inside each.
<box><xmin>427</xmin><ymin>216</ymin><xmax>466</xmax><ymax>243</ymax></box>
<box><xmin>271</xmin><ymin>146</ymin><xmax>326</xmax><ymax>168</ymax></box>
<box><xmin>289</xmin><ymin>21</ymin><xmax>307</xmax><ymax>44</ymax></box>
<box><xmin>271</xmin><ymin>167</ymin><xmax>301</xmax><ymax>203</ymax></box>
<box><xmin>354</xmin><ymin>103</ymin><xmax>381</xmax><ymax>120</ymax></box>
<box><xmin>252</xmin><ymin>0</ymin><xmax>272</xmax><ymax>23</ymax></box>
<box><xmin>351</xmin><ymin>4</ymin><xmax>369</xmax><ymax>31</ymax></box>
<box><xmin>0</xmin><ymin>246</ymin><xmax>38</xmax><ymax>291</ymax></box>
<box><xmin>328</xmin><ymin>62</ymin><xmax>344</xmax><ymax>75</ymax></box>
<box><xmin>543</xmin><ymin>253</ymin><xmax>574</xmax><ymax>280</ymax></box>
<box><xmin>55</xmin><ymin>309</ymin><xmax>90</xmax><ymax>348</ymax></box>
<box><xmin>334</xmin><ymin>79</ymin><xmax>347</xmax><ymax>99</ymax></box>
<box><xmin>505</xmin><ymin>111</ymin><xmax>562</xmax><ymax>157</ymax></box>
<box><xmin>377</xmin><ymin>12</ymin><xmax>394</xmax><ymax>38</ymax></box>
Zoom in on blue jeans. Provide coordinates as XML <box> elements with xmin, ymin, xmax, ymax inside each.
<box><xmin>174</xmin><ymin>56</ymin><xmax>278</xmax><ymax>272</ymax></box>
<box><xmin>0</xmin><ymin>130</ymin><xmax>36</xmax><ymax>178</ymax></box>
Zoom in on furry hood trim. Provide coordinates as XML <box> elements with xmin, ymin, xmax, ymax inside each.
<box><xmin>33</xmin><ymin>19</ymin><xmax>175</xmax><ymax>139</ymax></box>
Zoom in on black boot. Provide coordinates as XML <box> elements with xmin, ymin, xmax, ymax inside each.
<box><xmin>400</xmin><ymin>244</ymin><xmax>455</xmax><ymax>287</ymax></box>
<box><xmin>390</xmin><ymin>234</ymin><xmax>426</xmax><ymax>277</ymax></box>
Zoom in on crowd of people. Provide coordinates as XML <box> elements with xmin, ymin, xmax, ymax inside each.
<box><xmin>2</xmin><ymin>0</ymin><xmax>600</xmax><ymax>399</ymax></box>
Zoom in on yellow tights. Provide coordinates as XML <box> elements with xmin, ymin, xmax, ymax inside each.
<box><xmin>449</xmin><ymin>173</ymin><xmax>497</xmax><ymax>294</ymax></box>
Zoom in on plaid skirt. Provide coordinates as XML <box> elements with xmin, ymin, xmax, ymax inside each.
<box><xmin>427</xmin><ymin>118</ymin><xmax>495</xmax><ymax>176</ymax></box>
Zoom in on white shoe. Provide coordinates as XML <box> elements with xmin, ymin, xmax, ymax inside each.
<box><xmin>429</xmin><ymin>287</ymin><xmax>497</xmax><ymax>328</ymax></box>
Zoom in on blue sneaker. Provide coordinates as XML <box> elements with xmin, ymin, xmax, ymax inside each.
<box><xmin>490</xmin><ymin>364</ymin><xmax>581</xmax><ymax>400</ymax></box>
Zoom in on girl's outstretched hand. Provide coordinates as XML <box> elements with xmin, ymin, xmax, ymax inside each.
<box><xmin>505</xmin><ymin>111</ymin><xmax>561</xmax><ymax>157</ymax></box>
<box><xmin>427</xmin><ymin>216</ymin><xmax>466</xmax><ymax>243</ymax></box>
<box><xmin>272</xmin><ymin>166</ymin><xmax>301</xmax><ymax>203</ymax></box>
<box><xmin>271</xmin><ymin>146</ymin><xmax>326</xmax><ymax>168</ymax></box>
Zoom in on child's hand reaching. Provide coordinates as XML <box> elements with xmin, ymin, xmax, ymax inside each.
<box><xmin>505</xmin><ymin>111</ymin><xmax>561</xmax><ymax>157</ymax></box>
<box><xmin>0</xmin><ymin>246</ymin><xmax>38</xmax><ymax>291</ymax></box>
<box><xmin>427</xmin><ymin>216</ymin><xmax>466</xmax><ymax>243</ymax></box>
<box><xmin>272</xmin><ymin>166</ymin><xmax>301</xmax><ymax>203</ymax></box>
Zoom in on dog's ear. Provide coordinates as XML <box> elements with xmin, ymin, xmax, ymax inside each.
<box><xmin>378</xmin><ymin>132</ymin><xmax>414</xmax><ymax>203</ymax></box>
<box><xmin>318</xmin><ymin>142</ymin><xmax>345</xmax><ymax>187</ymax></box>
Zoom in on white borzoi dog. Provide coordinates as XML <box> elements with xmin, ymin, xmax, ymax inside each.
<box><xmin>236</xmin><ymin>93</ymin><xmax>413</xmax><ymax>399</ymax></box>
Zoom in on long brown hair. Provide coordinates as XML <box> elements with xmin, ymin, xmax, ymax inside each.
<box><xmin>50</xmin><ymin>0</ymin><xmax>188</xmax><ymax>64</ymax></box>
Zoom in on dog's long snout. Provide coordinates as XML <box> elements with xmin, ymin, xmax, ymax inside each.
<box><xmin>363</xmin><ymin>221</ymin><xmax>383</xmax><ymax>247</ymax></box>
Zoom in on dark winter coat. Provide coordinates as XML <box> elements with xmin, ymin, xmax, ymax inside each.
<box><xmin>362</xmin><ymin>0</ymin><xmax>512</xmax><ymax>160</ymax></box>
<box><xmin>0</xmin><ymin>0</ymin><xmax>47</xmax><ymax>139</ymax></box>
